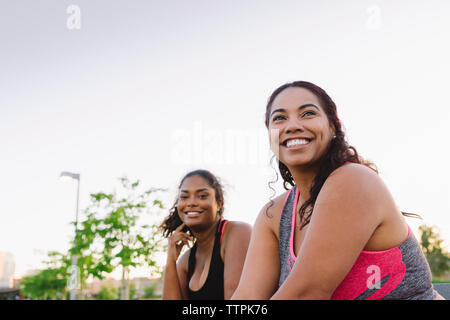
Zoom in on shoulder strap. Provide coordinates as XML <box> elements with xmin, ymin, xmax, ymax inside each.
<box><xmin>218</xmin><ymin>219</ymin><xmax>229</xmax><ymax>245</ymax></box>
<box><xmin>279</xmin><ymin>187</ymin><xmax>294</xmax><ymax>220</ymax></box>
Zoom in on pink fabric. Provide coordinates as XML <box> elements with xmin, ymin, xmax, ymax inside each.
<box><xmin>288</xmin><ymin>185</ymin><xmax>408</xmax><ymax>299</ymax></box>
<box><xmin>288</xmin><ymin>187</ymin><xmax>300</xmax><ymax>270</ymax></box>
<box><xmin>219</xmin><ymin>220</ymin><xmax>228</xmax><ymax>245</ymax></box>
<box><xmin>330</xmin><ymin>246</ymin><xmax>406</xmax><ymax>299</ymax></box>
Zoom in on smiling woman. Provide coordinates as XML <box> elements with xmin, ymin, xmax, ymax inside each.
<box><xmin>231</xmin><ymin>81</ymin><xmax>444</xmax><ymax>300</ymax></box>
<box><xmin>160</xmin><ymin>169</ymin><xmax>252</xmax><ymax>300</ymax></box>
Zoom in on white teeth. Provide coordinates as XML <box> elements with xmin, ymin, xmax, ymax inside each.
<box><xmin>185</xmin><ymin>211</ymin><xmax>201</xmax><ymax>216</ymax></box>
<box><xmin>286</xmin><ymin>139</ymin><xmax>309</xmax><ymax>147</ymax></box>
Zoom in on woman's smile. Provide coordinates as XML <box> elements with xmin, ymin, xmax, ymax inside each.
<box><xmin>184</xmin><ymin>210</ymin><xmax>204</xmax><ymax>218</ymax></box>
<box><xmin>282</xmin><ymin>137</ymin><xmax>312</xmax><ymax>150</ymax></box>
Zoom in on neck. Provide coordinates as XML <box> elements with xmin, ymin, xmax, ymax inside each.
<box><xmin>191</xmin><ymin>219</ymin><xmax>220</xmax><ymax>249</ymax></box>
<box><xmin>289</xmin><ymin>163</ymin><xmax>319</xmax><ymax>204</ymax></box>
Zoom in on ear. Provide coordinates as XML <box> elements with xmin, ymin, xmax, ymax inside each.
<box><xmin>330</xmin><ymin>125</ymin><xmax>336</xmax><ymax>139</ymax></box>
<box><xmin>217</xmin><ymin>199</ymin><xmax>224</xmax><ymax>214</ymax></box>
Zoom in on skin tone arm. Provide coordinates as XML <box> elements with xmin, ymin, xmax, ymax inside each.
<box><xmin>271</xmin><ymin>165</ymin><xmax>389</xmax><ymax>299</ymax></box>
<box><xmin>222</xmin><ymin>222</ymin><xmax>252</xmax><ymax>299</ymax></box>
<box><xmin>162</xmin><ymin>223</ymin><xmax>193</xmax><ymax>300</ymax></box>
<box><xmin>231</xmin><ymin>204</ymin><xmax>282</xmax><ymax>300</ymax></box>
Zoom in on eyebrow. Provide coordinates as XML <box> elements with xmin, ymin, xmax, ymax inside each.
<box><xmin>180</xmin><ymin>188</ymin><xmax>209</xmax><ymax>193</ymax></box>
<box><xmin>270</xmin><ymin>103</ymin><xmax>320</xmax><ymax>117</ymax></box>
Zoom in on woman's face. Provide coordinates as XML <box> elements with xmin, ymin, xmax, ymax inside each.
<box><xmin>268</xmin><ymin>87</ymin><xmax>335</xmax><ymax>169</ymax></box>
<box><xmin>177</xmin><ymin>175</ymin><xmax>222</xmax><ymax>231</ymax></box>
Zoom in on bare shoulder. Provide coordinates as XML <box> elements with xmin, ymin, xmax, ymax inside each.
<box><xmin>256</xmin><ymin>190</ymin><xmax>293</xmax><ymax>237</ymax></box>
<box><xmin>224</xmin><ymin>220</ymin><xmax>252</xmax><ymax>234</ymax></box>
<box><xmin>321</xmin><ymin>164</ymin><xmax>408</xmax><ymax>251</ymax></box>
<box><xmin>328</xmin><ymin>162</ymin><xmax>379</xmax><ymax>183</ymax></box>
<box><xmin>221</xmin><ymin>220</ymin><xmax>252</xmax><ymax>261</ymax></box>
<box><xmin>317</xmin><ymin>162</ymin><xmax>395</xmax><ymax>222</ymax></box>
<box><xmin>222</xmin><ymin>221</ymin><xmax>252</xmax><ymax>248</ymax></box>
<box><xmin>323</xmin><ymin>163</ymin><xmax>386</xmax><ymax>199</ymax></box>
<box><xmin>222</xmin><ymin>221</ymin><xmax>252</xmax><ymax>246</ymax></box>
<box><xmin>261</xmin><ymin>191</ymin><xmax>290</xmax><ymax>217</ymax></box>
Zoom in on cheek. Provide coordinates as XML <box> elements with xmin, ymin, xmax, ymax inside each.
<box><xmin>176</xmin><ymin>200</ymin><xmax>185</xmax><ymax>213</ymax></box>
<box><xmin>204</xmin><ymin>200</ymin><xmax>220</xmax><ymax>216</ymax></box>
<box><xmin>314</xmin><ymin>119</ymin><xmax>333</xmax><ymax>139</ymax></box>
<box><xmin>317</xmin><ymin>127</ymin><xmax>334</xmax><ymax>152</ymax></box>
<box><xmin>177</xmin><ymin>208</ymin><xmax>184</xmax><ymax>221</ymax></box>
<box><xmin>207</xmin><ymin>200</ymin><xmax>218</xmax><ymax>211</ymax></box>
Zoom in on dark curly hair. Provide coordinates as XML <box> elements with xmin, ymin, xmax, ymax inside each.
<box><xmin>265</xmin><ymin>81</ymin><xmax>420</xmax><ymax>228</ymax></box>
<box><xmin>160</xmin><ymin>169</ymin><xmax>225</xmax><ymax>237</ymax></box>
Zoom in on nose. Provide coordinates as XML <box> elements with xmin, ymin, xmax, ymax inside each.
<box><xmin>186</xmin><ymin>196</ymin><xmax>199</xmax><ymax>208</ymax></box>
<box><xmin>285</xmin><ymin>117</ymin><xmax>304</xmax><ymax>134</ymax></box>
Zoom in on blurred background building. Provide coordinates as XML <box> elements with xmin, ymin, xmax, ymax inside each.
<box><xmin>0</xmin><ymin>251</ymin><xmax>19</xmax><ymax>299</ymax></box>
<box><xmin>0</xmin><ymin>251</ymin><xmax>15</xmax><ymax>289</ymax></box>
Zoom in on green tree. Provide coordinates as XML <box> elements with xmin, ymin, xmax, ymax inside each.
<box><xmin>128</xmin><ymin>281</ymin><xmax>137</xmax><ymax>300</ymax></box>
<box><xmin>20</xmin><ymin>251</ymin><xmax>69</xmax><ymax>299</ymax></box>
<box><xmin>71</xmin><ymin>177</ymin><xmax>166</xmax><ymax>300</ymax></box>
<box><xmin>419</xmin><ymin>224</ymin><xmax>450</xmax><ymax>279</ymax></box>
<box><xmin>69</xmin><ymin>211</ymin><xmax>112</xmax><ymax>298</ymax></box>
<box><xmin>142</xmin><ymin>283</ymin><xmax>160</xmax><ymax>300</ymax></box>
<box><xmin>95</xmin><ymin>283</ymin><xmax>118</xmax><ymax>300</ymax></box>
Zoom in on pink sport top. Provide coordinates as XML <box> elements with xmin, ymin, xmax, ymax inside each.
<box><xmin>278</xmin><ymin>186</ymin><xmax>439</xmax><ymax>299</ymax></box>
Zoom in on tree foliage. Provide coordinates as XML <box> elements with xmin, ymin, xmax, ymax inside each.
<box><xmin>20</xmin><ymin>251</ymin><xmax>69</xmax><ymax>300</ymax></box>
<box><xmin>20</xmin><ymin>177</ymin><xmax>166</xmax><ymax>300</ymax></box>
<box><xmin>142</xmin><ymin>283</ymin><xmax>160</xmax><ymax>300</ymax></box>
<box><xmin>419</xmin><ymin>224</ymin><xmax>450</xmax><ymax>278</ymax></box>
<box><xmin>70</xmin><ymin>177</ymin><xmax>166</xmax><ymax>299</ymax></box>
<box><xmin>95</xmin><ymin>283</ymin><xmax>118</xmax><ymax>300</ymax></box>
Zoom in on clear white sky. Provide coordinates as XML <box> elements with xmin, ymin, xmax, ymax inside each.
<box><xmin>1</xmin><ymin>0</ymin><xmax>449</xmax><ymax>279</ymax></box>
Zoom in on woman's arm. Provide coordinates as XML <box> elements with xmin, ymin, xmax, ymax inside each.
<box><xmin>271</xmin><ymin>164</ymin><xmax>387</xmax><ymax>299</ymax></box>
<box><xmin>221</xmin><ymin>221</ymin><xmax>252</xmax><ymax>299</ymax></box>
<box><xmin>162</xmin><ymin>223</ymin><xmax>192</xmax><ymax>300</ymax></box>
<box><xmin>231</xmin><ymin>204</ymin><xmax>282</xmax><ymax>300</ymax></box>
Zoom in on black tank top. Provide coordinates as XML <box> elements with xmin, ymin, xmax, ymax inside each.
<box><xmin>187</xmin><ymin>219</ymin><xmax>228</xmax><ymax>300</ymax></box>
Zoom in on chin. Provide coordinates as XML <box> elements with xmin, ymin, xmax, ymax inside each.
<box><xmin>184</xmin><ymin>217</ymin><xmax>208</xmax><ymax>227</ymax></box>
<box><xmin>281</xmin><ymin>156</ymin><xmax>313</xmax><ymax>167</ymax></box>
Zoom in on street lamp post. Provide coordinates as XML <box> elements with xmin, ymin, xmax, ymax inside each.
<box><xmin>60</xmin><ymin>171</ymin><xmax>80</xmax><ymax>300</ymax></box>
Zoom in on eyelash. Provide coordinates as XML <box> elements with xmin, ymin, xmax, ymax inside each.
<box><xmin>179</xmin><ymin>195</ymin><xmax>208</xmax><ymax>199</ymax></box>
<box><xmin>272</xmin><ymin>115</ymin><xmax>285</xmax><ymax>121</ymax></box>
<box><xmin>272</xmin><ymin>111</ymin><xmax>316</xmax><ymax>122</ymax></box>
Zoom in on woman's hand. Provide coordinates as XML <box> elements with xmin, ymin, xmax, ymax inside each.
<box><xmin>167</xmin><ymin>223</ymin><xmax>194</xmax><ymax>263</ymax></box>
<box><xmin>163</xmin><ymin>223</ymin><xmax>192</xmax><ymax>300</ymax></box>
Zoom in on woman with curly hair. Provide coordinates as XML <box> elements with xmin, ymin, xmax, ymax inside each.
<box><xmin>161</xmin><ymin>169</ymin><xmax>251</xmax><ymax>300</ymax></box>
<box><xmin>231</xmin><ymin>81</ymin><xmax>443</xmax><ymax>300</ymax></box>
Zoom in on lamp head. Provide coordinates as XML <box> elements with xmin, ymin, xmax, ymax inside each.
<box><xmin>60</xmin><ymin>172</ymin><xmax>80</xmax><ymax>181</ymax></box>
